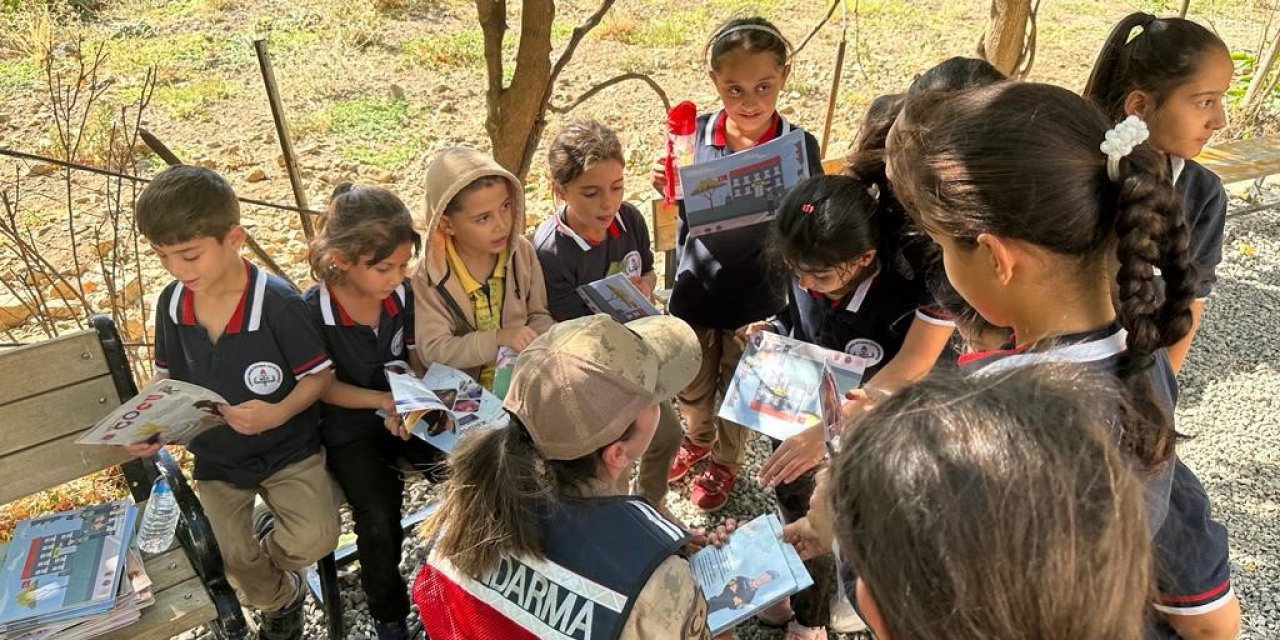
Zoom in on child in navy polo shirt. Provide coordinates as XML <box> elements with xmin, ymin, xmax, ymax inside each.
<box><xmin>889</xmin><ymin>81</ymin><xmax>1238</xmax><ymax>640</ymax></box>
<box><xmin>1083</xmin><ymin>14</ymin><xmax>1233</xmax><ymax>374</ymax></box>
<box><xmin>303</xmin><ymin>184</ymin><xmax>445</xmax><ymax>640</ymax></box>
<box><xmin>533</xmin><ymin>120</ymin><xmax>680</xmax><ymax>507</ymax></box>
<box><xmin>740</xmin><ymin>175</ymin><xmax>952</xmax><ymax>637</ymax></box>
<box><xmin>649</xmin><ymin>17</ymin><xmax>825</xmax><ymax>517</ymax></box>
<box><xmin>125</xmin><ymin>166</ymin><xmax>338</xmax><ymax>640</ymax></box>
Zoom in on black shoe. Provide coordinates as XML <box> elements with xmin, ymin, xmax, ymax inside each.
<box><xmin>258</xmin><ymin>571</ymin><xmax>305</xmax><ymax>640</ymax></box>
<box><xmin>374</xmin><ymin>618</ymin><xmax>411</xmax><ymax>640</ymax></box>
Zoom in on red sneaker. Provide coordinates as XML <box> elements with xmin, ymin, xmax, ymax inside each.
<box><xmin>691</xmin><ymin>460</ymin><xmax>737</xmax><ymax>512</ymax></box>
<box><xmin>668</xmin><ymin>438</ymin><xmax>712</xmax><ymax>483</ymax></box>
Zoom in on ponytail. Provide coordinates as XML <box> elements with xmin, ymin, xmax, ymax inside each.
<box><xmin>1083</xmin><ymin>12</ymin><xmax>1228</xmax><ymax>121</ymax></box>
<box><xmin>1111</xmin><ymin>145</ymin><xmax>1197</xmax><ymax>466</ymax></box>
<box><xmin>421</xmin><ymin>417</ymin><xmax>552</xmax><ymax>577</ymax></box>
<box><xmin>888</xmin><ymin>81</ymin><xmax>1195</xmax><ymax>472</ymax></box>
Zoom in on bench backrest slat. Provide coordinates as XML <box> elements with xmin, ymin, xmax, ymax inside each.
<box><xmin>0</xmin><ymin>330</ymin><xmax>132</xmax><ymax>505</ymax></box>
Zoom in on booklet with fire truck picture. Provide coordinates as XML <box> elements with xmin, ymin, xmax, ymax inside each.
<box><xmin>677</xmin><ymin>129</ymin><xmax>810</xmax><ymax>237</ymax></box>
<box><xmin>718</xmin><ymin>332</ymin><xmax>865</xmax><ymax>441</ymax></box>
<box><xmin>76</xmin><ymin>379</ymin><xmax>227</xmax><ymax>446</ymax></box>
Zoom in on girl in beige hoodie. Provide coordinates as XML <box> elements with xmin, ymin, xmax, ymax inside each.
<box><xmin>412</xmin><ymin>147</ymin><xmax>554</xmax><ymax>387</ymax></box>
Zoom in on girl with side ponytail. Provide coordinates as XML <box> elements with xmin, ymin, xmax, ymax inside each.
<box><xmin>889</xmin><ymin>81</ymin><xmax>1239</xmax><ymax>640</ymax></box>
<box><xmin>1084</xmin><ymin>13</ymin><xmax>1234</xmax><ymax>373</ymax></box>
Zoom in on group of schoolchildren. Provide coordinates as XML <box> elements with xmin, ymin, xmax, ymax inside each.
<box><xmin>117</xmin><ymin>10</ymin><xmax>1243</xmax><ymax>640</ymax></box>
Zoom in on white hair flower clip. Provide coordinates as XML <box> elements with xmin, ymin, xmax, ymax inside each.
<box><xmin>1100</xmin><ymin>115</ymin><xmax>1150</xmax><ymax>182</ymax></box>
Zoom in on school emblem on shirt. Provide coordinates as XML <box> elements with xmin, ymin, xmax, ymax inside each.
<box><xmin>844</xmin><ymin>338</ymin><xmax>884</xmax><ymax>367</ymax></box>
<box><xmin>244</xmin><ymin>362</ymin><xmax>284</xmax><ymax>396</ymax></box>
<box><xmin>390</xmin><ymin>328</ymin><xmax>405</xmax><ymax>357</ymax></box>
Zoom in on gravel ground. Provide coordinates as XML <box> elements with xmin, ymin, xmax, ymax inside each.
<box><xmin>170</xmin><ymin>198</ymin><xmax>1280</xmax><ymax>640</ymax></box>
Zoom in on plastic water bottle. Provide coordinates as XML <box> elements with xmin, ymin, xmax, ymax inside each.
<box><xmin>136</xmin><ymin>476</ymin><xmax>179</xmax><ymax>555</ymax></box>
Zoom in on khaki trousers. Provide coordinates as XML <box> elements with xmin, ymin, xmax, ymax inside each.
<box><xmin>630</xmin><ymin>400</ymin><xmax>683</xmax><ymax>505</ymax></box>
<box><xmin>198</xmin><ymin>451</ymin><xmax>340</xmax><ymax>611</ymax></box>
<box><xmin>676</xmin><ymin>325</ymin><xmax>749</xmax><ymax>466</ymax></box>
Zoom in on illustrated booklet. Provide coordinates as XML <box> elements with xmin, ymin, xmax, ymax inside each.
<box><xmin>677</xmin><ymin>128</ymin><xmax>810</xmax><ymax>237</ymax></box>
<box><xmin>386</xmin><ymin>363</ymin><xmax>511</xmax><ymax>453</ymax></box>
<box><xmin>691</xmin><ymin>513</ymin><xmax>813</xmax><ymax>635</ymax></box>
<box><xmin>76</xmin><ymin>379</ymin><xmax>227</xmax><ymax>446</ymax></box>
<box><xmin>719</xmin><ymin>331</ymin><xmax>865</xmax><ymax>441</ymax></box>
<box><xmin>577</xmin><ymin>273</ymin><xmax>661</xmax><ymax>323</ymax></box>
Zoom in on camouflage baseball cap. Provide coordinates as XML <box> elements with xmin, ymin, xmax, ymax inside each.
<box><xmin>503</xmin><ymin>314</ymin><xmax>701</xmax><ymax>460</ymax></box>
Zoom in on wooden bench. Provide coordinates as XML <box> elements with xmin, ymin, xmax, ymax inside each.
<box><xmin>0</xmin><ymin>316</ymin><xmax>249</xmax><ymax>639</ymax></box>
<box><xmin>1196</xmin><ymin>135</ymin><xmax>1280</xmax><ymax>220</ymax></box>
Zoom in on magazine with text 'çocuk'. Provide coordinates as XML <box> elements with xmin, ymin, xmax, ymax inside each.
<box><xmin>75</xmin><ymin>379</ymin><xmax>227</xmax><ymax>447</ymax></box>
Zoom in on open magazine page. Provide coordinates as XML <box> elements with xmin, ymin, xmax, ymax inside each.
<box><xmin>76</xmin><ymin>379</ymin><xmax>228</xmax><ymax>446</ymax></box>
<box><xmin>576</xmin><ymin>273</ymin><xmax>661</xmax><ymax>323</ymax></box>
<box><xmin>410</xmin><ymin>364</ymin><xmax>511</xmax><ymax>453</ymax></box>
<box><xmin>0</xmin><ymin>500</ymin><xmax>136</xmax><ymax>632</ymax></box>
<box><xmin>491</xmin><ymin>346</ymin><xmax>519</xmax><ymax>401</ymax></box>
<box><xmin>677</xmin><ymin>129</ymin><xmax>810</xmax><ymax>237</ymax></box>
<box><xmin>719</xmin><ymin>332</ymin><xmax>866</xmax><ymax>441</ymax></box>
<box><xmin>691</xmin><ymin>514</ymin><xmax>814</xmax><ymax>636</ymax></box>
<box><xmin>818</xmin><ymin>362</ymin><xmax>844</xmax><ymax>456</ymax></box>
<box><xmin>385</xmin><ymin>368</ymin><xmax>451</xmax><ymax>434</ymax></box>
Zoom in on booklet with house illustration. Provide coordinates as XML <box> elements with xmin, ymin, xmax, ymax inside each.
<box><xmin>577</xmin><ymin>273</ymin><xmax>661</xmax><ymax>323</ymax></box>
<box><xmin>386</xmin><ymin>363</ymin><xmax>510</xmax><ymax>453</ymax></box>
<box><xmin>76</xmin><ymin>379</ymin><xmax>228</xmax><ymax>446</ymax></box>
<box><xmin>691</xmin><ymin>513</ymin><xmax>814</xmax><ymax>636</ymax></box>
<box><xmin>719</xmin><ymin>332</ymin><xmax>866</xmax><ymax>441</ymax></box>
<box><xmin>0</xmin><ymin>500</ymin><xmax>137</xmax><ymax>634</ymax></box>
<box><xmin>677</xmin><ymin>129</ymin><xmax>811</xmax><ymax>237</ymax></box>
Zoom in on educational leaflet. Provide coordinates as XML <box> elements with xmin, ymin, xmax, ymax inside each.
<box><xmin>577</xmin><ymin>273</ymin><xmax>661</xmax><ymax>323</ymax></box>
<box><xmin>385</xmin><ymin>364</ymin><xmax>511</xmax><ymax>453</ymax></box>
<box><xmin>718</xmin><ymin>332</ymin><xmax>866</xmax><ymax>441</ymax></box>
<box><xmin>677</xmin><ymin>129</ymin><xmax>811</xmax><ymax>237</ymax></box>
<box><xmin>691</xmin><ymin>513</ymin><xmax>813</xmax><ymax>636</ymax></box>
<box><xmin>0</xmin><ymin>500</ymin><xmax>136</xmax><ymax>635</ymax></box>
<box><xmin>75</xmin><ymin>379</ymin><xmax>227</xmax><ymax>446</ymax></box>
<box><xmin>818</xmin><ymin>362</ymin><xmax>844</xmax><ymax>456</ymax></box>
<box><xmin>490</xmin><ymin>346</ymin><xmax>519</xmax><ymax>401</ymax></box>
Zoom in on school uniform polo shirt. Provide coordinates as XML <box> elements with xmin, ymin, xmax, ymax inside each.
<box><xmin>770</xmin><ymin>260</ymin><xmax>952</xmax><ymax>382</ymax></box>
<box><xmin>533</xmin><ymin>202</ymin><xmax>654</xmax><ymax>321</ymax></box>
<box><xmin>153</xmin><ymin>260</ymin><xmax>332</xmax><ymax>487</ymax></box>
<box><xmin>1171</xmin><ymin>157</ymin><xmax>1228</xmax><ymax>299</ymax></box>
<box><xmin>668</xmin><ymin>110</ymin><xmax>825</xmax><ymax>331</ymax></box>
<box><xmin>959</xmin><ymin>325</ymin><xmax>1234</xmax><ymax>634</ymax></box>
<box><xmin>304</xmin><ymin>279</ymin><xmax>414</xmax><ymax>447</ymax></box>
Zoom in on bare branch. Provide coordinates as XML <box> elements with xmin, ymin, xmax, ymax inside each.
<box><xmin>548</xmin><ymin>73</ymin><xmax>670</xmax><ymax>114</ymax></box>
<box><xmin>791</xmin><ymin>0</ymin><xmax>841</xmax><ymax>60</ymax></box>
<box><xmin>549</xmin><ymin>0</ymin><xmax>617</xmax><ymax>87</ymax></box>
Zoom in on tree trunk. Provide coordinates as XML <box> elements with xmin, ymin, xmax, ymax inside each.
<box><xmin>983</xmin><ymin>0</ymin><xmax>1032</xmax><ymax>76</ymax></box>
<box><xmin>477</xmin><ymin>0</ymin><xmax>555</xmax><ymax>181</ymax></box>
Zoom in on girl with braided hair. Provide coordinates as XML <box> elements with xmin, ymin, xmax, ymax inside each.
<box><xmin>888</xmin><ymin>80</ymin><xmax>1239</xmax><ymax>640</ymax></box>
<box><xmin>1083</xmin><ymin>13</ymin><xmax>1233</xmax><ymax>373</ymax></box>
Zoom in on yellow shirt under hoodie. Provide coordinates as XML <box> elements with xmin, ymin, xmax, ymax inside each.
<box><xmin>411</xmin><ymin>147</ymin><xmax>554</xmax><ymax>385</ymax></box>
<box><xmin>444</xmin><ymin>239</ymin><xmax>508</xmax><ymax>388</ymax></box>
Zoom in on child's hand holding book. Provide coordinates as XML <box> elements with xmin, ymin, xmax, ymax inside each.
<box><xmin>496</xmin><ymin>325</ymin><xmax>538</xmax><ymax>352</ymax></box>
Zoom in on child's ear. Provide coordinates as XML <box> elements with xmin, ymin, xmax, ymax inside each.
<box><xmin>781</xmin><ymin>63</ymin><xmax>792</xmax><ymax>84</ymax></box>
<box><xmin>550</xmin><ymin>179</ymin><xmax>566</xmax><ymax>204</ymax></box>
<box><xmin>975</xmin><ymin>233</ymin><xmax>1015</xmax><ymax>286</ymax></box>
<box><xmin>1122</xmin><ymin>90</ymin><xmax>1152</xmax><ymax>120</ymax></box>
<box><xmin>223</xmin><ymin>224</ymin><xmax>247</xmax><ymax>249</ymax></box>
<box><xmin>856</xmin><ymin>249</ymin><xmax>877</xmax><ymax>269</ymax></box>
<box><xmin>331</xmin><ymin>250</ymin><xmax>354</xmax><ymax>270</ymax></box>
<box><xmin>437</xmin><ymin>214</ymin><xmax>456</xmax><ymax>236</ymax></box>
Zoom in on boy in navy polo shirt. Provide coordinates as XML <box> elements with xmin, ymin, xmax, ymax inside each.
<box><xmin>534</xmin><ymin>120</ymin><xmax>681</xmax><ymax>507</ymax></box>
<box><xmin>125</xmin><ymin>166</ymin><xmax>339</xmax><ymax>640</ymax></box>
